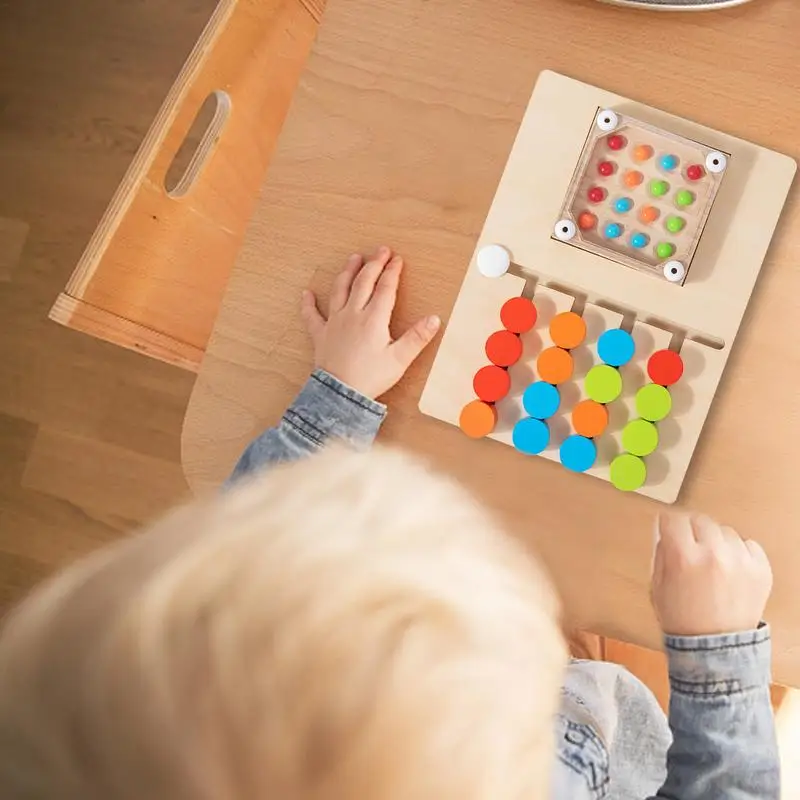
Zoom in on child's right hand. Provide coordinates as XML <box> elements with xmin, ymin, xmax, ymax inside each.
<box><xmin>651</xmin><ymin>513</ymin><xmax>773</xmax><ymax>637</ymax></box>
<box><xmin>300</xmin><ymin>247</ymin><xmax>441</xmax><ymax>400</ymax></box>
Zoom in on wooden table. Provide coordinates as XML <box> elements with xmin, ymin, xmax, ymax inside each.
<box><xmin>182</xmin><ymin>0</ymin><xmax>800</xmax><ymax>685</ymax></box>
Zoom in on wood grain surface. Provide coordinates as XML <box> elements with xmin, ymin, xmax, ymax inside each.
<box><xmin>0</xmin><ymin>0</ymin><xmax>217</xmax><ymax>609</ymax></box>
<box><xmin>182</xmin><ymin>0</ymin><xmax>800</xmax><ymax>684</ymax></box>
<box><xmin>50</xmin><ymin>0</ymin><xmax>322</xmax><ymax>371</ymax></box>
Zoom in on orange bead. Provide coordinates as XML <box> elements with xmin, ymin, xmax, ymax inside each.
<box><xmin>577</xmin><ymin>211</ymin><xmax>597</xmax><ymax>230</ymax></box>
<box><xmin>459</xmin><ymin>400</ymin><xmax>498</xmax><ymax>439</ymax></box>
<box><xmin>549</xmin><ymin>311</ymin><xmax>587</xmax><ymax>350</ymax></box>
<box><xmin>639</xmin><ymin>205</ymin><xmax>660</xmax><ymax>224</ymax></box>
<box><xmin>485</xmin><ymin>330</ymin><xmax>523</xmax><ymax>367</ymax></box>
<box><xmin>537</xmin><ymin>347</ymin><xmax>573</xmax><ymax>385</ymax></box>
<box><xmin>572</xmin><ymin>399</ymin><xmax>609</xmax><ymax>438</ymax></box>
<box><xmin>633</xmin><ymin>144</ymin><xmax>654</xmax><ymax>162</ymax></box>
<box><xmin>623</xmin><ymin>170</ymin><xmax>644</xmax><ymax>188</ymax></box>
<box><xmin>473</xmin><ymin>365</ymin><xmax>511</xmax><ymax>403</ymax></box>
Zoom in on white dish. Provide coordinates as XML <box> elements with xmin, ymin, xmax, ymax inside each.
<box><xmin>597</xmin><ymin>0</ymin><xmax>753</xmax><ymax>10</ymax></box>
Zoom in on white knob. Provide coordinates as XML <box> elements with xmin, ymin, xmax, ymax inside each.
<box><xmin>596</xmin><ymin>109</ymin><xmax>619</xmax><ymax>132</ymax></box>
<box><xmin>706</xmin><ymin>151</ymin><xmax>727</xmax><ymax>174</ymax></box>
<box><xmin>663</xmin><ymin>260</ymin><xmax>686</xmax><ymax>283</ymax></box>
<box><xmin>476</xmin><ymin>244</ymin><xmax>511</xmax><ymax>278</ymax></box>
<box><xmin>553</xmin><ymin>219</ymin><xmax>577</xmax><ymax>241</ymax></box>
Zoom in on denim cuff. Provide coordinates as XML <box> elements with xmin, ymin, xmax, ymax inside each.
<box><xmin>664</xmin><ymin>625</ymin><xmax>771</xmax><ymax>696</ymax></box>
<box><xmin>284</xmin><ymin>368</ymin><xmax>387</xmax><ymax>449</ymax></box>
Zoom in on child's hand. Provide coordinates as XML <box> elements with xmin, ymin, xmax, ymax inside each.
<box><xmin>300</xmin><ymin>247</ymin><xmax>441</xmax><ymax>399</ymax></box>
<box><xmin>651</xmin><ymin>513</ymin><xmax>773</xmax><ymax>637</ymax></box>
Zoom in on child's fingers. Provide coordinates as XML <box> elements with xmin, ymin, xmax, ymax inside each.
<box><xmin>657</xmin><ymin>513</ymin><xmax>696</xmax><ymax>558</ymax></box>
<box><xmin>650</xmin><ymin>514</ymin><xmax>665</xmax><ymax>582</ymax></box>
<box><xmin>329</xmin><ymin>254</ymin><xmax>364</xmax><ymax>313</ymax></box>
<box><xmin>368</xmin><ymin>256</ymin><xmax>403</xmax><ymax>319</ymax></box>
<box><xmin>391</xmin><ymin>314</ymin><xmax>441</xmax><ymax>370</ymax></box>
<box><xmin>651</xmin><ymin>541</ymin><xmax>666</xmax><ymax>588</ymax></box>
<box><xmin>300</xmin><ymin>290</ymin><xmax>326</xmax><ymax>342</ymax></box>
<box><xmin>348</xmin><ymin>246</ymin><xmax>393</xmax><ymax>309</ymax></box>
<box><xmin>744</xmin><ymin>539</ymin><xmax>772</xmax><ymax>574</ymax></box>
<box><xmin>720</xmin><ymin>525</ymin><xmax>749</xmax><ymax>557</ymax></box>
<box><xmin>690</xmin><ymin>514</ymin><xmax>725</xmax><ymax>550</ymax></box>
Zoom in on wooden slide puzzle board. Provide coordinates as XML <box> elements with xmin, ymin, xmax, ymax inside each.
<box><xmin>419</xmin><ymin>71</ymin><xmax>796</xmax><ymax>503</ymax></box>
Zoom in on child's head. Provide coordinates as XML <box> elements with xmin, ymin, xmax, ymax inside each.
<box><xmin>0</xmin><ymin>447</ymin><xmax>566</xmax><ymax>800</ymax></box>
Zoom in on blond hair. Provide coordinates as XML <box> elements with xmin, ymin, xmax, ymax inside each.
<box><xmin>0</xmin><ymin>447</ymin><xmax>566</xmax><ymax>800</ymax></box>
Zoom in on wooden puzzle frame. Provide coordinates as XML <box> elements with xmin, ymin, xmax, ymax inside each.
<box><xmin>555</xmin><ymin>111</ymin><xmax>729</xmax><ymax>284</ymax></box>
<box><xmin>420</xmin><ymin>70</ymin><xmax>795</xmax><ymax>503</ymax></box>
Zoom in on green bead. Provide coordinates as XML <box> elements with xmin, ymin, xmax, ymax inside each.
<box><xmin>610</xmin><ymin>454</ymin><xmax>647</xmax><ymax>492</ymax></box>
<box><xmin>622</xmin><ymin>419</ymin><xmax>659</xmax><ymax>456</ymax></box>
<box><xmin>650</xmin><ymin>179</ymin><xmax>669</xmax><ymax>197</ymax></box>
<box><xmin>585</xmin><ymin>364</ymin><xmax>622</xmax><ymax>404</ymax></box>
<box><xmin>675</xmin><ymin>189</ymin><xmax>695</xmax><ymax>207</ymax></box>
<box><xmin>636</xmin><ymin>384</ymin><xmax>672</xmax><ymax>422</ymax></box>
<box><xmin>665</xmin><ymin>215</ymin><xmax>686</xmax><ymax>234</ymax></box>
<box><xmin>656</xmin><ymin>241</ymin><xmax>675</xmax><ymax>259</ymax></box>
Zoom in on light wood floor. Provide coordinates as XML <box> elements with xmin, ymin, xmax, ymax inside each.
<box><xmin>0</xmin><ymin>0</ymin><xmax>218</xmax><ymax>607</ymax></box>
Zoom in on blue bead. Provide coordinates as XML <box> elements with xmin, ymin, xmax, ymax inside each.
<box><xmin>630</xmin><ymin>232</ymin><xmax>648</xmax><ymax>249</ymax></box>
<box><xmin>614</xmin><ymin>197</ymin><xmax>633</xmax><ymax>214</ymax></box>
<box><xmin>597</xmin><ymin>328</ymin><xmax>636</xmax><ymax>367</ymax></box>
<box><xmin>522</xmin><ymin>381</ymin><xmax>560</xmax><ymax>419</ymax></box>
<box><xmin>604</xmin><ymin>223</ymin><xmax>623</xmax><ymax>239</ymax></box>
<box><xmin>560</xmin><ymin>435</ymin><xmax>597</xmax><ymax>473</ymax></box>
<box><xmin>513</xmin><ymin>418</ymin><xmax>550</xmax><ymax>455</ymax></box>
<box><xmin>660</xmin><ymin>154</ymin><xmax>678</xmax><ymax>171</ymax></box>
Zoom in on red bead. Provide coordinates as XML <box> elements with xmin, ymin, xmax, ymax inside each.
<box><xmin>647</xmin><ymin>349</ymin><xmax>684</xmax><ymax>387</ymax></box>
<box><xmin>598</xmin><ymin>161</ymin><xmax>615</xmax><ymax>177</ymax></box>
<box><xmin>485</xmin><ymin>330</ymin><xmax>523</xmax><ymax>367</ymax></box>
<box><xmin>473</xmin><ymin>365</ymin><xmax>511</xmax><ymax>403</ymax></box>
<box><xmin>588</xmin><ymin>186</ymin><xmax>605</xmax><ymax>203</ymax></box>
<box><xmin>500</xmin><ymin>297</ymin><xmax>537</xmax><ymax>334</ymax></box>
<box><xmin>687</xmin><ymin>164</ymin><xmax>705</xmax><ymax>181</ymax></box>
<box><xmin>607</xmin><ymin>134</ymin><xmax>625</xmax><ymax>151</ymax></box>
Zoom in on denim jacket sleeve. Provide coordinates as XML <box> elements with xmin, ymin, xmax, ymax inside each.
<box><xmin>648</xmin><ymin>625</ymin><xmax>779</xmax><ymax>800</ymax></box>
<box><xmin>228</xmin><ymin>368</ymin><xmax>387</xmax><ymax>483</ymax></box>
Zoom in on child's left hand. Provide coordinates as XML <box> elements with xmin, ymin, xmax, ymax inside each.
<box><xmin>300</xmin><ymin>246</ymin><xmax>441</xmax><ymax>400</ymax></box>
<box><xmin>651</xmin><ymin>512</ymin><xmax>772</xmax><ymax>637</ymax></box>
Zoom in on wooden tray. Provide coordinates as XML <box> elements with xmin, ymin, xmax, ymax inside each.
<box><xmin>49</xmin><ymin>0</ymin><xmax>325</xmax><ymax>370</ymax></box>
